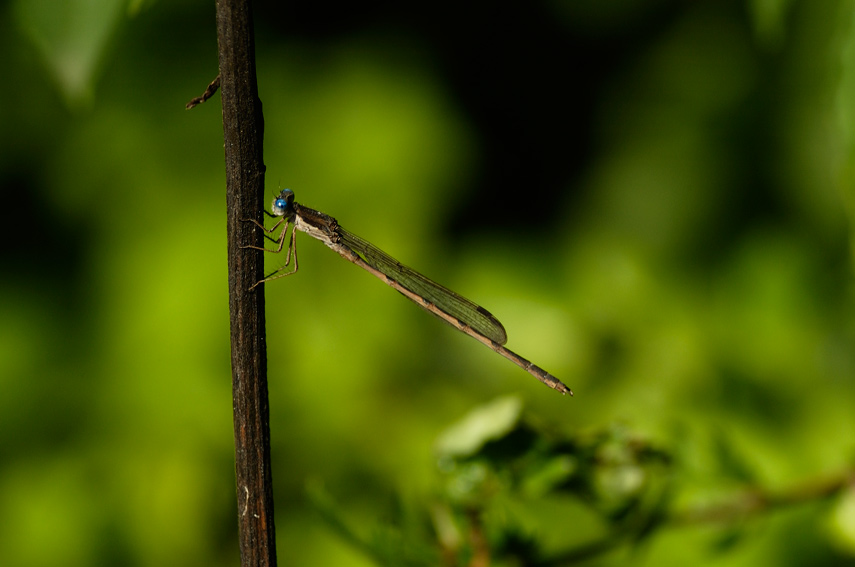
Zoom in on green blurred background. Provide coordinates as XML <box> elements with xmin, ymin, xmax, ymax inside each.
<box><xmin>2</xmin><ymin>0</ymin><xmax>855</xmax><ymax>565</ymax></box>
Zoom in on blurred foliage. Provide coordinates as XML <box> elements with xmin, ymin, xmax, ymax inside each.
<box><xmin>1</xmin><ymin>0</ymin><xmax>855</xmax><ymax>566</ymax></box>
<box><xmin>308</xmin><ymin>398</ymin><xmax>672</xmax><ymax>566</ymax></box>
<box><xmin>12</xmin><ymin>0</ymin><xmax>126</xmax><ymax>106</ymax></box>
<box><xmin>311</xmin><ymin>397</ymin><xmax>854</xmax><ymax>566</ymax></box>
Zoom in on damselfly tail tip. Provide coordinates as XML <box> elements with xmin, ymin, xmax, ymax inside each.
<box><xmin>534</xmin><ymin>370</ymin><xmax>573</xmax><ymax>396</ymax></box>
<box><xmin>551</xmin><ymin>380</ymin><xmax>573</xmax><ymax>396</ymax></box>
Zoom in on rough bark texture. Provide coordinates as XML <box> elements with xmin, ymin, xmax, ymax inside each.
<box><xmin>216</xmin><ymin>0</ymin><xmax>277</xmax><ymax>564</ymax></box>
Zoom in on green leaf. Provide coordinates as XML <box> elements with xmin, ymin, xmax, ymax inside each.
<box><xmin>306</xmin><ymin>480</ymin><xmax>440</xmax><ymax>567</ymax></box>
<box><xmin>520</xmin><ymin>455</ymin><xmax>578</xmax><ymax>497</ymax></box>
<box><xmin>13</xmin><ymin>0</ymin><xmax>125</xmax><ymax>105</ymax></box>
<box><xmin>828</xmin><ymin>483</ymin><xmax>855</xmax><ymax>556</ymax></box>
<box><xmin>434</xmin><ymin>396</ymin><xmax>523</xmax><ymax>458</ymax></box>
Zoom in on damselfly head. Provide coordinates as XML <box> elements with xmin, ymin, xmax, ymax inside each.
<box><xmin>271</xmin><ymin>189</ymin><xmax>295</xmax><ymax>217</ymax></box>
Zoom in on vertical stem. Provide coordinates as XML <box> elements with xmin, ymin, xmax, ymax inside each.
<box><xmin>216</xmin><ymin>0</ymin><xmax>276</xmax><ymax>565</ymax></box>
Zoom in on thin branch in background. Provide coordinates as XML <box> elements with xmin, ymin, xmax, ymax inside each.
<box><xmin>215</xmin><ymin>0</ymin><xmax>276</xmax><ymax>565</ymax></box>
<box><xmin>537</xmin><ymin>467</ymin><xmax>855</xmax><ymax>566</ymax></box>
<box><xmin>186</xmin><ymin>75</ymin><xmax>221</xmax><ymax>109</ymax></box>
<box><xmin>669</xmin><ymin>468</ymin><xmax>855</xmax><ymax>526</ymax></box>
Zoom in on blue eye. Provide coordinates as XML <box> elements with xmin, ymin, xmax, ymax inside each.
<box><xmin>275</xmin><ymin>198</ymin><xmax>287</xmax><ymax>210</ymax></box>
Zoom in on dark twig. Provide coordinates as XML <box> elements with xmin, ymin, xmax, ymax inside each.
<box><xmin>215</xmin><ymin>0</ymin><xmax>275</xmax><ymax>565</ymax></box>
<box><xmin>186</xmin><ymin>75</ymin><xmax>221</xmax><ymax>109</ymax></box>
